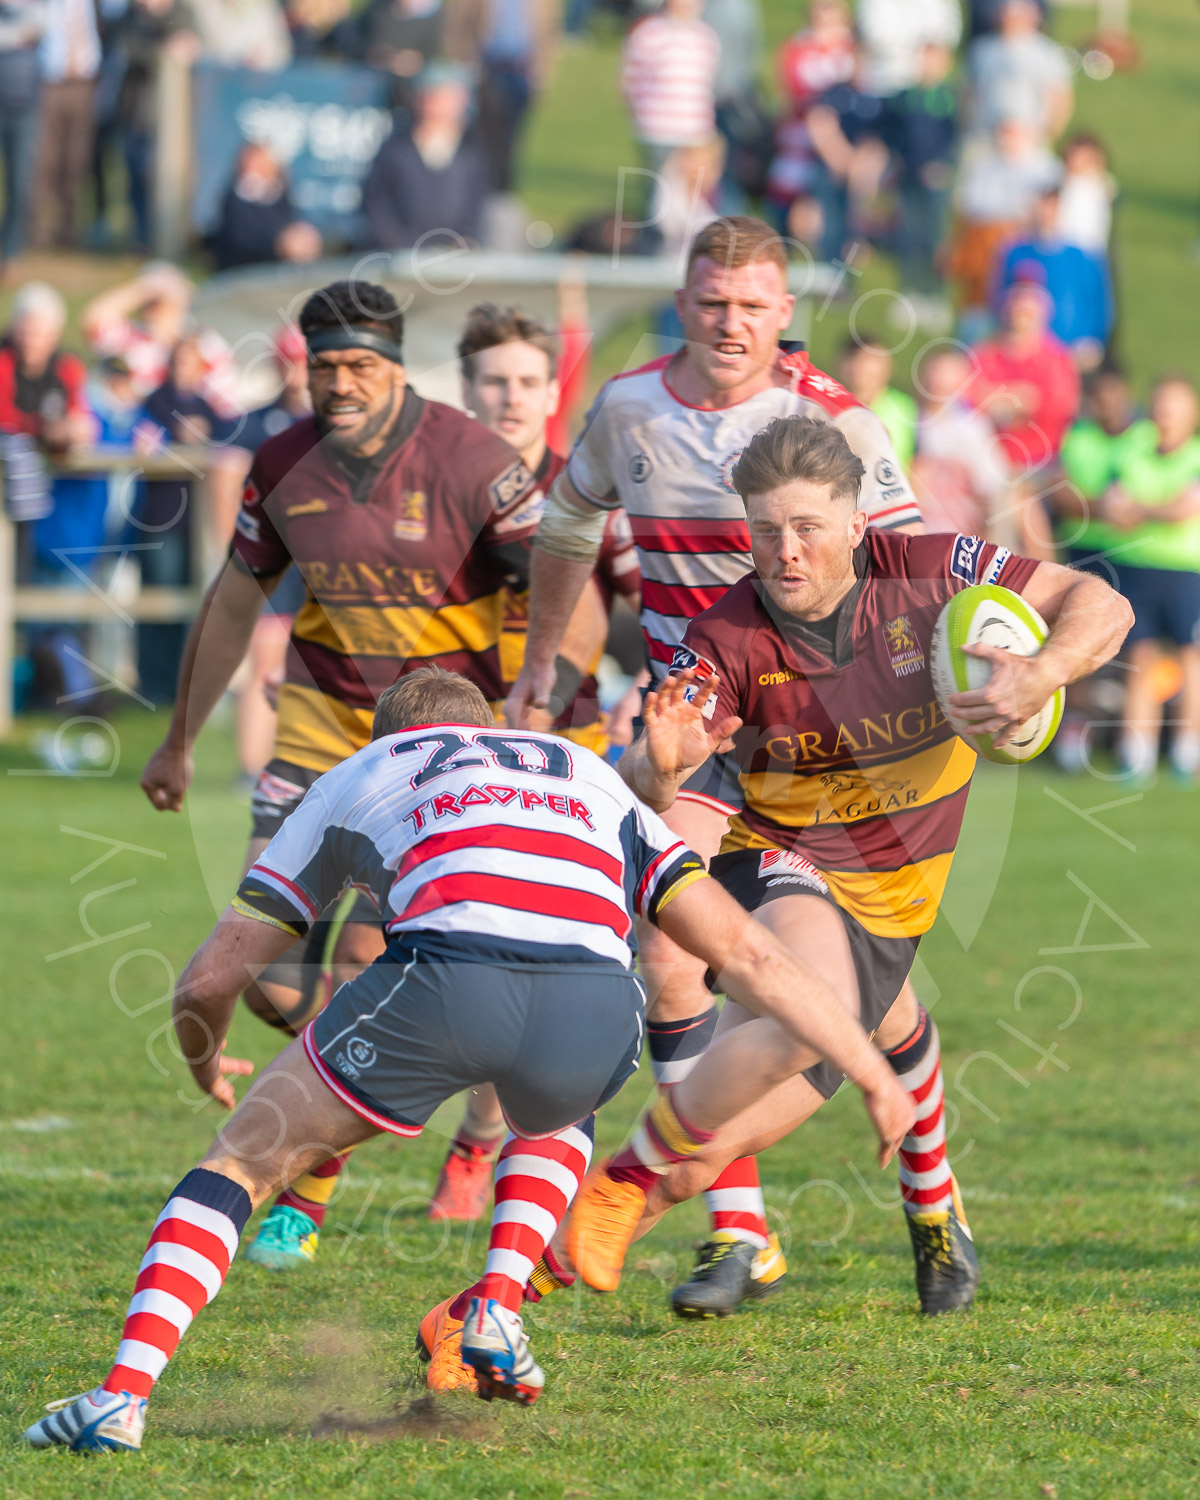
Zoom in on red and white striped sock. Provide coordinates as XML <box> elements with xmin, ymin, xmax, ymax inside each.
<box><xmin>705</xmin><ymin>1157</ymin><xmax>770</xmax><ymax>1249</ymax></box>
<box><xmin>607</xmin><ymin>1087</ymin><xmax>715</xmax><ymax>1192</ymax></box>
<box><xmin>459</xmin><ymin>1125</ymin><xmax>593</xmax><ymax>1316</ymax></box>
<box><xmin>886</xmin><ymin>1007</ymin><xmax>954</xmax><ymax>1217</ymax></box>
<box><xmin>104</xmin><ymin>1168</ymin><xmax>252</xmax><ymax>1399</ymax></box>
<box><xmin>274</xmin><ymin>1150</ymin><xmax>351</xmax><ymax>1230</ymax></box>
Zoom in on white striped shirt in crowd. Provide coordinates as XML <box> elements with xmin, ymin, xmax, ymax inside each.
<box><xmin>621</xmin><ymin>15</ymin><xmax>720</xmax><ymax>147</ymax></box>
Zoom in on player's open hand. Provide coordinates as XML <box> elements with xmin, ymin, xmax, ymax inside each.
<box><xmin>503</xmin><ymin>659</ymin><xmax>557</xmax><ymax>731</ymax></box>
<box><xmin>861</xmin><ymin>1068</ymin><xmax>917</xmax><ymax>1169</ymax></box>
<box><xmin>191</xmin><ymin>1042</ymin><xmax>254</xmax><ymax>1112</ymax></box>
<box><xmin>141</xmin><ymin>739</ymin><xmax>194</xmax><ymax>812</ymax></box>
<box><xmin>949</xmin><ymin>644</ymin><xmax>1056</xmax><ymax>749</ymax></box>
<box><xmin>643</xmin><ymin>669</ymin><xmax>743</xmax><ymax>779</ymax></box>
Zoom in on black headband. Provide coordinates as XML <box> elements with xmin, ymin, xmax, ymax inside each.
<box><xmin>306</xmin><ymin>327</ymin><xmax>405</xmax><ymax>364</ymax></box>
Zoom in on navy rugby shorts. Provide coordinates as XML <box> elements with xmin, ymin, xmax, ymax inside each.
<box><xmin>305</xmin><ymin>936</ymin><xmax>646</xmax><ymax>1139</ymax></box>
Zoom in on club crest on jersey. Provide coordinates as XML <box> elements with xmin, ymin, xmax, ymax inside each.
<box><xmin>242</xmin><ymin>477</ymin><xmax>261</xmax><ymax>507</ymax></box>
<box><xmin>874</xmin><ymin>456</ymin><xmax>900</xmax><ymax>487</ymax></box>
<box><xmin>950</xmin><ymin>533</ymin><xmax>984</xmax><ymax>583</ymax></box>
<box><xmin>758</xmin><ymin>848</ymin><xmax>829</xmax><ymax>893</ymax></box>
<box><xmin>629</xmin><ymin>452</ymin><xmax>653</xmax><ymax>483</ymax></box>
<box><xmin>718</xmin><ymin>451</ymin><xmax>743</xmax><ymax>494</ymax></box>
<box><xmin>393</xmin><ymin>490</ymin><xmax>427</xmax><ymax>540</ymax></box>
<box><xmin>882</xmin><ymin>614</ymin><xmax>925</xmax><ymax>677</ymax></box>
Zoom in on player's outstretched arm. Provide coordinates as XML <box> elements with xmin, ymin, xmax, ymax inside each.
<box><xmin>172</xmin><ymin>907</ymin><xmax>295</xmax><ymax>1109</ymax></box>
<box><xmin>617</xmin><ymin>670</ymin><xmax>742</xmax><ymax>812</ymax></box>
<box><xmin>657</xmin><ymin>879</ymin><xmax>915</xmax><ymax>1166</ymax></box>
<box><xmin>950</xmin><ymin>562</ymin><xmax>1134</xmax><ymax>747</ymax></box>
<box><xmin>505</xmin><ymin>473</ymin><xmax>608</xmax><ymax>727</ymax></box>
<box><xmin>141</xmin><ymin>562</ymin><xmax>281</xmax><ymax>811</ymax></box>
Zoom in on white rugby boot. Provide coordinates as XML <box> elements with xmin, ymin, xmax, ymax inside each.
<box><xmin>23</xmin><ymin>1386</ymin><xmax>146</xmax><ymax>1452</ymax></box>
<box><xmin>459</xmin><ymin>1298</ymin><xmax>545</xmax><ymax>1406</ymax></box>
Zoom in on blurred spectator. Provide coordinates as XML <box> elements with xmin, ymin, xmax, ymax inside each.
<box><xmin>190</xmin><ymin>0</ymin><xmax>292</xmax><ymax>68</ymax></box>
<box><xmin>104</xmin><ymin>0</ymin><xmax>201</xmax><ymax>253</ymax></box>
<box><xmin>884</xmin><ymin>40</ymin><xmax>958</xmax><ymax>298</ymax></box>
<box><xmin>361</xmin><ymin>63</ymin><xmax>491</xmax><ymax>249</ymax></box>
<box><xmin>856</xmin><ymin>0</ymin><xmax>961</xmax><ymax>98</ymax></box>
<box><xmin>444</xmin><ymin>0</ymin><xmax>559</xmax><ymax>195</ymax></box>
<box><xmin>284</xmin><ymin>0</ymin><xmax>354</xmax><ymax>58</ymax></box>
<box><xmin>208</xmin><ymin>142</ymin><xmax>324</xmax><ymax>271</ymax></box>
<box><xmin>215</xmin><ymin>325</ymin><xmax>311</xmax><ymax>780</ymax></box>
<box><xmin>31</xmin><ymin>0</ymin><xmax>100</xmax><ymax>249</ymax></box>
<box><xmin>838</xmin><ymin>335</ymin><xmax>916</xmax><ymax>470</ymax></box>
<box><xmin>703</xmin><ymin>0</ymin><xmax>769</xmax><ymax>203</ymax></box>
<box><xmin>1055</xmin><ymin>363</ymin><xmax>1137</xmax><ymax>551</ymax></box>
<box><xmin>0</xmin><ymin>282</ymin><xmax>97</xmax><ymax>704</ymax></box>
<box><xmin>0</xmin><ymin>282</ymin><xmax>92</xmax><ymax>458</ymax></box>
<box><xmin>805</xmin><ymin>50</ymin><xmax>888</xmax><ymax>262</ymax></box>
<box><xmin>966</xmin><ymin>0</ymin><xmax>1046</xmax><ymax>38</ymax></box>
<box><xmin>967</xmin><ymin>0</ymin><xmax>1072</xmax><ymax>142</ymax></box>
<box><xmin>82</xmin><ymin>265</ymin><xmax>239</xmax><ymax>415</ymax></box>
<box><xmin>651</xmin><ymin>137</ymin><xmax>723</xmax><ymax>259</ymax></box>
<box><xmin>768</xmin><ymin>0</ymin><xmax>853</xmax><ymax>227</ymax></box>
<box><xmin>0</xmin><ymin>0</ymin><xmax>46</xmax><ymax>275</ymax></box>
<box><xmin>778</xmin><ymin>0</ymin><xmax>854</xmax><ymax>119</ymax></box>
<box><xmin>948</xmin><ymin>115</ymin><xmax>1060</xmax><ymax>320</ymax></box>
<box><xmin>994</xmin><ymin>186</ymin><xmax>1112</xmax><ymax>366</ymax></box>
<box><xmin>357</xmin><ymin>0</ymin><xmax>444</xmax><ymax>111</ymax></box>
<box><xmin>967</xmin><ymin>279</ymin><xmax>1079</xmax><ymax>481</ymax></box>
<box><xmin>131</xmin><ymin>334</ymin><xmax>239</xmax><ymax>703</ymax></box>
<box><xmin>1098</xmin><ymin>378</ymin><xmax>1200</xmax><ymax>782</ymax></box>
<box><xmin>621</xmin><ymin>0</ymin><xmax>719</xmax><ymax>176</ymax></box>
<box><xmin>911</xmin><ymin>343</ymin><xmax>1011</xmax><ymax>538</ymax></box>
<box><xmin>1056</xmin><ymin>131</ymin><xmax>1115</xmax><ymax>253</ymax></box>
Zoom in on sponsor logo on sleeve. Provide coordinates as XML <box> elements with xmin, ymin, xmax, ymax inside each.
<box><xmin>950</xmin><ymin>533</ymin><xmax>983</xmax><ymax>584</ymax></box>
<box><xmin>671</xmin><ymin>645</ymin><xmax>718</xmax><ymax>719</ymax></box>
<box><xmin>882</xmin><ymin>614</ymin><xmax>926</xmax><ymax>677</ymax></box>
<box><xmin>492</xmin><ymin>489</ymin><xmax>546</xmax><ymax>536</ymax></box>
<box><xmin>874</xmin><ymin>457</ymin><xmax>900</xmax><ymax>487</ymax></box>
<box><xmin>981</xmin><ymin>546</ymin><xmax>1011</xmax><ymax>585</ymax></box>
<box><xmin>235</xmin><ymin>508</ymin><xmax>261</xmax><ymax>544</ymax></box>
<box><xmin>629</xmin><ymin>452</ymin><xmax>654</xmax><ymax>483</ymax></box>
<box><xmin>757</xmin><ymin>848</ymin><xmax>830</xmax><ymax>893</ymax></box>
<box><xmin>242</xmin><ymin>477</ymin><xmax>261</xmax><ymax>507</ymax></box>
<box><xmin>489</xmin><ymin>459</ymin><xmax>535</xmax><ymax>513</ymax></box>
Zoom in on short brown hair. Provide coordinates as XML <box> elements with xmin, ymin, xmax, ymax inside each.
<box><xmin>458</xmin><ymin>303</ymin><xmax>560</xmax><ymax>381</ymax></box>
<box><xmin>372</xmin><ymin>668</ymin><xmax>492</xmax><ymax>738</ymax></box>
<box><xmin>686</xmin><ymin>216</ymin><xmax>788</xmax><ymax>281</ymax></box>
<box><xmin>731</xmin><ymin>416</ymin><xmax>864</xmax><ymax>506</ymax></box>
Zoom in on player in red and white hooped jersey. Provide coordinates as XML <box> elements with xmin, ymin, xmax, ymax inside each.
<box><xmin>21</xmin><ymin>667</ymin><xmax>918</xmax><ymax>1440</ymax></box>
<box><xmin>505</xmin><ymin>215</ymin><xmax>922</xmax><ymax>1317</ymax></box>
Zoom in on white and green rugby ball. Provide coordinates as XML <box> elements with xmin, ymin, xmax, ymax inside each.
<box><xmin>930</xmin><ymin>584</ymin><xmax>1064</xmax><ymax>765</ymax></box>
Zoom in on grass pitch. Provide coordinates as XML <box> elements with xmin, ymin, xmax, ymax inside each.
<box><xmin>2</xmin><ymin>711</ymin><xmax>1198</xmax><ymax>1499</ymax></box>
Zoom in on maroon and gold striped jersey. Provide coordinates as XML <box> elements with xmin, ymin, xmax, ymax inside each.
<box><xmin>678</xmin><ymin>530</ymin><xmax>1039</xmax><ymax>938</ymax></box>
<box><xmin>231</xmin><ymin>391</ymin><xmax>543</xmax><ymax>773</ymax></box>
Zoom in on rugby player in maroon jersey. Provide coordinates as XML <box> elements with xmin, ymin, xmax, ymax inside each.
<box><xmin>506</xmin><ymin>216</ymin><xmax>923</xmax><ymax>1316</ymax></box>
<box><xmin>566</xmin><ymin>415</ymin><xmax>1131</xmax><ymax>1312</ymax></box>
<box><xmin>138</xmin><ymin>279</ymin><xmax>557</xmax><ymax>1270</ymax></box>
<box><xmin>423</xmin><ymin>302</ymin><xmax>644</xmax><ymax>1226</ymax></box>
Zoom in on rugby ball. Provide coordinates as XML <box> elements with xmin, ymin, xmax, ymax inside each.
<box><xmin>930</xmin><ymin>584</ymin><xmax>1064</xmax><ymax>765</ymax></box>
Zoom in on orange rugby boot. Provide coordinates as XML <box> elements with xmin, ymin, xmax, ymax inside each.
<box><xmin>565</xmin><ymin>1164</ymin><xmax>648</xmax><ymax>1292</ymax></box>
<box><xmin>415</xmin><ymin>1296</ymin><xmax>478</xmax><ymax>1395</ymax></box>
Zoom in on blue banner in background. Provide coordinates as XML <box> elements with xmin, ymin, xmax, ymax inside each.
<box><xmin>191</xmin><ymin>62</ymin><xmax>394</xmax><ymax>244</ymax></box>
